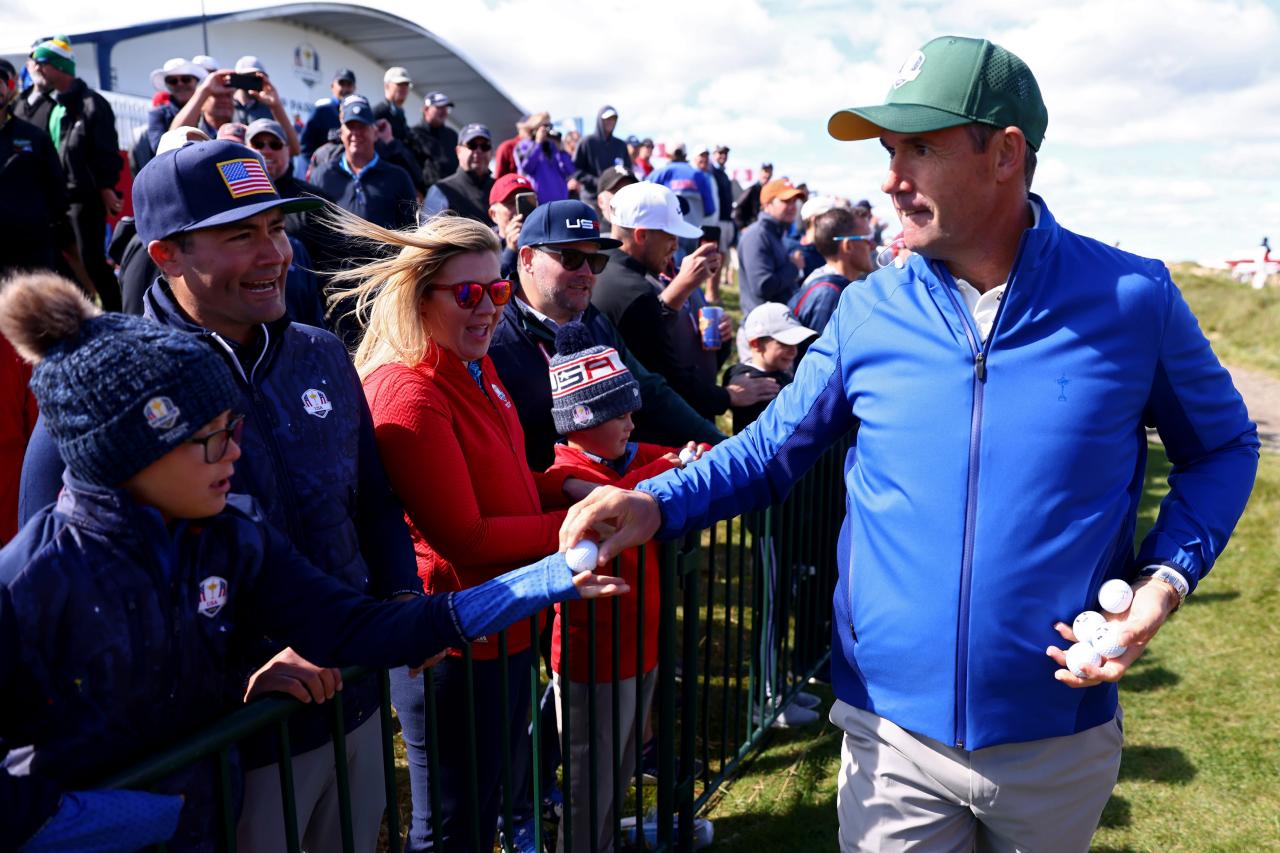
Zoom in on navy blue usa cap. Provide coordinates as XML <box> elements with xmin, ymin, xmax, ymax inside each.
<box><xmin>518</xmin><ymin>199</ymin><xmax>621</xmax><ymax>250</ymax></box>
<box><xmin>132</xmin><ymin>140</ymin><xmax>324</xmax><ymax>246</ymax></box>
<box><xmin>340</xmin><ymin>94</ymin><xmax>373</xmax><ymax>124</ymax></box>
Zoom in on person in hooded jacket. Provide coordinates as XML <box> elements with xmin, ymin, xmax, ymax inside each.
<box><xmin>572</xmin><ymin>105</ymin><xmax>631</xmax><ymax>209</ymax></box>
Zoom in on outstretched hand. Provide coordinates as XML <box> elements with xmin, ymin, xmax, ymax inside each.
<box><xmin>572</xmin><ymin>568</ymin><xmax>630</xmax><ymax>598</ymax></box>
<box><xmin>1046</xmin><ymin>578</ymin><xmax>1181</xmax><ymax>687</ymax></box>
<box><xmin>560</xmin><ymin>486</ymin><xmax>662</xmax><ymax>568</ymax></box>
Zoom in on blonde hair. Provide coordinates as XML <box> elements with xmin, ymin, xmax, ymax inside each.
<box><xmin>323</xmin><ymin>207</ymin><xmax>500</xmax><ymax>380</ymax></box>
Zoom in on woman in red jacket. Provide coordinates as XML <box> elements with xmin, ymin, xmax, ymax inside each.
<box><xmin>331</xmin><ymin>212</ymin><xmax>579</xmax><ymax>852</ymax></box>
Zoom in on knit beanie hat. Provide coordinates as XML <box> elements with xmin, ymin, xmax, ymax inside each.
<box><xmin>549</xmin><ymin>322</ymin><xmax>640</xmax><ymax>435</ymax></box>
<box><xmin>31</xmin><ymin>36</ymin><xmax>75</xmax><ymax>77</ymax></box>
<box><xmin>0</xmin><ymin>274</ymin><xmax>239</xmax><ymax>487</ymax></box>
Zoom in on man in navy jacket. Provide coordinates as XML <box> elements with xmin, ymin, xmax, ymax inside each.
<box><xmin>561</xmin><ymin>37</ymin><xmax>1259</xmax><ymax>851</ymax></box>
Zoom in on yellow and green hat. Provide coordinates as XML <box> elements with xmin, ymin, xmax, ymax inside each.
<box><xmin>31</xmin><ymin>35</ymin><xmax>76</xmax><ymax>77</ymax></box>
<box><xmin>828</xmin><ymin>36</ymin><xmax>1048</xmax><ymax>150</ymax></box>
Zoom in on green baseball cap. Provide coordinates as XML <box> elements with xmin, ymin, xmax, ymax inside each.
<box><xmin>828</xmin><ymin>36</ymin><xmax>1048</xmax><ymax>150</ymax></box>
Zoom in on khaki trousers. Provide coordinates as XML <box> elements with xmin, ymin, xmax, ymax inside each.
<box><xmin>830</xmin><ymin>700</ymin><xmax>1122</xmax><ymax>852</ymax></box>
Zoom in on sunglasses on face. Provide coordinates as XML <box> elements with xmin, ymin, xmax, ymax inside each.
<box><xmin>833</xmin><ymin>235</ymin><xmax>876</xmax><ymax>243</ymax></box>
<box><xmin>536</xmin><ymin>246</ymin><xmax>609</xmax><ymax>274</ymax></box>
<box><xmin>465</xmin><ymin>139</ymin><xmax>492</xmax><ymax>152</ymax></box>
<box><xmin>250</xmin><ymin>137</ymin><xmax>284</xmax><ymax>151</ymax></box>
<box><xmin>166</xmin><ymin>75</ymin><xmax>198</xmax><ymax>86</ymax></box>
<box><xmin>430</xmin><ymin>279</ymin><xmax>513</xmax><ymax>309</ymax></box>
<box><xmin>189</xmin><ymin>414</ymin><xmax>246</xmax><ymax>464</ymax></box>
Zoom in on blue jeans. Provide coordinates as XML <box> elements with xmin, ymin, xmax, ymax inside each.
<box><xmin>393</xmin><ymin>650</ymin><xmax>535</xmax><ymax>852</ymax></box>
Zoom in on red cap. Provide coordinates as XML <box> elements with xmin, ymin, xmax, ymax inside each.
<box><xmin>489</xmin><ymin>173</ymin><xmax>534</xmax><ymax>206</ymax></box>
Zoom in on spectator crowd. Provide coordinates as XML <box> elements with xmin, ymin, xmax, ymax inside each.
<box><xmin>0</xmin><ymin>33</ymin><xmax>890</xmax><ymax>853</ymax></box>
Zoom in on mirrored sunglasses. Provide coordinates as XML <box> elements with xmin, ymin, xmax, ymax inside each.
<box><xmin>430</xmin><ymin>279</ymin><xmax>513</xmax><ymax>309</ymax></box>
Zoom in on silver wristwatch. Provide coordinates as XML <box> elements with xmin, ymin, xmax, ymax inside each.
<box><xmin>1138</xmin><ymin>564</ymin><xmax>1189</xmax><ymax>605</ymax></box>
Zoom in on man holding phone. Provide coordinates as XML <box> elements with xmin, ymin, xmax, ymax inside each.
<box><xmin>488</xmin><ymin>173</ymin><xmax>538</xmax><ymax>279</ymax></box>
<box><xmin>226</xmin><ymin>57</ymin><xmax>301</xmax><ymax>157</ymax></box>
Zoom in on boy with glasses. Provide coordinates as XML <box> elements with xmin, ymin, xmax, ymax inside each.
<box><xmin>788</xmin><ymin>205</ymin><xmax>877</xmax><ymax>348</ymax></box>
<box><xmin>0</xmin><ymin>272</ymin><xmax>627</xmax><ymax>852</ymax></box>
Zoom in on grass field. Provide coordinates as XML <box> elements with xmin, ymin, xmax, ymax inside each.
<box><xmin>1171</xmin><ymin>263</ymin><xmax>1280</xmax><ymax>380</ymax></box>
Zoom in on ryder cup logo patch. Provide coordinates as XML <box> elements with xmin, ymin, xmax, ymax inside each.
<box><xmin>301</xmin><ymin>388</ymin><xmax>333</xmax><ymax>418</ymax></box>
<box><xmin>198</xmin><ymin>576</ymin><xmax>229</xmax><ymax>618</ymax></box>
<box><xmin>572</xmin><ymin>404</ymin><xmax>594</xmax><ymax>426</ymax></box>
<box><xmin>143</xmin><ymin>396</ymin><xmax>181</xmax><ymax>430</ymax></box>
<box><xmin>892</xmin><ymin>50</ymin><xmax>927</xmax><ymax>89</ymax></box>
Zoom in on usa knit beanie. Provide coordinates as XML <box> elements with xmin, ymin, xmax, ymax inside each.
<box><xmin>31</xmin><ymin>36</ymin><xmax>76</xmax><ymax>77</ymax></box>
<box><xmin>0</xmin><ymin>274</ymin><xmax>238</xmax><ymax>487</ymax></box>
<box><xmin>549</xmin><ymin>322</ymin><xmax>640</xmax><ymax>435</ymax></box>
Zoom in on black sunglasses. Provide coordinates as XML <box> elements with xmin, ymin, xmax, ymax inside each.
<box><xmin>536</xmin><ymin>246</ymin><xmax>609</xmax><ymax>274</ymax></box>
<box><xmin>188</xmin><ymin>414</ymin><xmax>245</xmax><ymax>464</ymax></box>
<box><xmin>250</xmin><ymin>137</ymin><xmax>285</xmax><ymax>151</ymax></box>
<box><xmin>429</xmin><ymin>279</ymin><xmax>513</xmax><ymax>309</ymax></box>
<box><xmin>465</xmin><ymin>139</ymin><xmax>492</xmax><ymax>152</ymax></box>
<box><xmin>165</xmin><ymin>75</ymin><xmax>198</xmax><ymax>86</ymax></box>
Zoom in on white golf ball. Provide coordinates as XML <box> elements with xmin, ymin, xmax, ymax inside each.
<box><xmin>564</xmin><ymin>540</ymin><xmax>599</xmax><ymax>573</ymax></box>
<box><xmin>679</xmin><ymin>447</ymin><xmax>697</xmax><ymax>464</ymax></box>
<box><xmin>1065</xmin><ymin>642</ymin><xmax>1102</xmax><ymax>678</ymax></box>
<box><xmin>1072</xmin><ymin>610</ymin><xmax>1106</xmax><ymax>640</ymax></box>
<box><xmin>1087</xmin><ymin>622</ymin><xmax>1128</xmax><ymax>659</ymax></box>
<box><xmin>1097</xmin><ymin>579</ymin><xmax>1134</xmax><ymax>614</ymax></box>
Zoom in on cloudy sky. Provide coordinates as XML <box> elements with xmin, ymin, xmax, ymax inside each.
<box><xmin>9</xmin><ymin>0</ymin><xmax>1278</xmax><ymax>263</ymax></box>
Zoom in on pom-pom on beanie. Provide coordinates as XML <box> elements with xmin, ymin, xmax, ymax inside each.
<box><xmin>0</xmin><ymin>274</ymin><xmax>239</xmax><ymax>486</ymax></box>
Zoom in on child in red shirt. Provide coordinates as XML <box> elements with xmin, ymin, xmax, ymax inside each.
<box><xmin>541</xmin><ymin>322</ymin><xmax>701</xmax><ymax>852</ymax></box>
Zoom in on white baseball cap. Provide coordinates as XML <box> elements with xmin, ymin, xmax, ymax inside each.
<box><xmin>609</xmin><ymin>182</ymin><xmax>702</xmax><ymax>239</ymax></box>
<box><xmin>155</xmin><ymin>125</ymin><xmax>212</xmax><ymax>156</ymax></box>
<box><xmin>800</xmin><ymin>194</ymin><xmax>839</xmax><ymax>223</ymax></box>
<box><xmin>743</xmin><ymin>303</ymin><xmax>818</xmax><ymax>346</ymax></box>
<box><xmin>234</xmin><ymin>55</ymin><xmax>266</xmax><ymax>74</ymax></box>
<box><xmin>384</xmin><ymin>66</ymin><xmax>412</xmax><ymax>84</ymax></box>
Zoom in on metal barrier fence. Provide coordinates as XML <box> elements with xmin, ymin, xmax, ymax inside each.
<box><xmin>100</xmin><ymin>435</ymin><xmax>852</xmax><ymax>852</ymax></box>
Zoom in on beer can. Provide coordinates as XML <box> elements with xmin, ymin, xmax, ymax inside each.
<box><xmin>698</xmin><ymin>306</ymin><xmax>724</xmax><ymax>350</ymax></box>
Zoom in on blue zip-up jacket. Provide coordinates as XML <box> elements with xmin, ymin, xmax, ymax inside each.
<box><xmin>0</xmin><ymin>481</ymin><xmax>465</xmax><ymax>851</ymax></box>
<box><xmin>640</xmin><ymin>196</ymin><xmax>1259</xmax><ymax>750</ymax></box>
<box><xmin>17</xmin><ymin>280</ymin><xmax>422</xmax><ymax>763</ymax></box>
<box><xmin>737</xmin><ymin>213</ymin><xmax>800</xmax><ymax>316</ymax></box>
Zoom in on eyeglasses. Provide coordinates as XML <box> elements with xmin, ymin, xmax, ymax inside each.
<box><xmin>250</xmin><ymin>137</ymin><xmax>284</xmax><ymax>151</ymax></box>
<box><xmin>833</xmin><ymin>235</ymin><xmax>876</xmax><ymax>243</ymax></box>
<box><xmin>536</xmin><ymin>246</ymin><xmax>609</xmax><ymax>274</ymax></box>
<box><xmin>165</xmin><ymin>75</ymin><xmax>198</xmax><ymax>86</ymax></box>
<box><xmin>430</xmin><ymin>279</ymin><xmax>513</xmax><ymax>309</ymax></box>
<box><xmin>465</xmin><ymin>139</ymin><xmax>492</xmax><ymax>152</ymax></box>
<box><xmin>189</xmin><ymin>414</ymin><xmax>245</xmax><ymax>464</ymax></box>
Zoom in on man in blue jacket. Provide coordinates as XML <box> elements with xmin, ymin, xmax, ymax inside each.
<box><xmin>561</xmin><ymin>36</ymin><xmax>1259</xmax><ymax>851</ymax></box>
<box><xmin>16</xmin><ymin>138</ymin><xmax>422</xmax><ymax>853</ymax></box>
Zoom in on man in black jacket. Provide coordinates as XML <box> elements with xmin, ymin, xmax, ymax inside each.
<box><xmin>488</xmin><ymin>199</ymin><xmax>723</xmax><ymax>471</ymax></box>
<box><xmin>18</xmin><ymin>37</ymin><xmax>121</xmax><ymax>309</ymax></box>
<box><xmin>593</xmin><ymin>182</ymin><xmax>779</xmax><ymax>421</ymax></box>
<box><xmin>422</xmin><ymin>122</ymin><xmax>495</xmax><ymax>224</ymax></box>
<box><xmin>407</xmin><ymin>90</ymin><xmax>458</xmax><ymax>190</ymax></box>
<box><xmin>572</xmin><ymin>105</ymin><xmax>631</xmax><ymax>209</ymax></box>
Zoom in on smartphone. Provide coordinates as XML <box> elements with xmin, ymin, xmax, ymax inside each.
<box><xmin>700</xmin><ymin>225</ymin><xmax>722</xmax><ymax>246</ymax></box>
<box><xmin>515</xmin><ymin>192</ymin><xmax>537</xmax><ymax>218</ymax></box>
<box><xmin>227</xmin><ymin>72</ymin><xmax>263</xmax><ymax>92</ymax></box>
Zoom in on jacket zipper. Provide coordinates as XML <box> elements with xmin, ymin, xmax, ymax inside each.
<box><xmin>933</xmin><ymin>249</ymin><xmax>1023</xmax><ymax>749</ymax></box>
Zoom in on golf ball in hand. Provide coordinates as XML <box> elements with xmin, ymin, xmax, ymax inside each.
<box><xmin>1097</xmin><ymin>579</ymin><xmax>1134</xmax><ymax>614</ymax></box>
<box><xmin>1065</xmin><ymin>642</ymin><xmax>1102</xmax><ymax>678</ymax></box>
<box><xmin>1087</xmin><ymin>622</ymin><xmax>1128</xmax><ymax>659</ymax></box>
<box><xmin>679</xmin><ymin>447</ymin><xmax>697</xmax><ymax>464</ymax></box>
<box><xmin>564</xmin><ymin>540</ymin><xmax>599</xmax><ymax>572</ymax></box>
<box><xmin>1072</xmin><ymin>610</ymin><xmax>1106</xmax><ymax>640</ymax></box>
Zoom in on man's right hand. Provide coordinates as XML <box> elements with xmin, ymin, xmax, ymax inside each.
<box><xmin>560</xmin><ymin>486</ymin><xmax>663</xmax><ymax>567</ymax></box>
<box><xmin>504</xmin><ymin>213</ymin><xmax>524</xmax><ymax>252</ymax></box>
<box><xmin>677</xmin><ymin>242</ymin><xmax>719</xmax><ymax>285</ymax></box>
<box><xmin>244</xmin><ymin>647</ymin><xmax>343</xmax><ymax>704</ymax></box>
<box><xmin>727</xmin><ymin>375</ymin><xmax>781</xmax><ymax>406</ymax></box>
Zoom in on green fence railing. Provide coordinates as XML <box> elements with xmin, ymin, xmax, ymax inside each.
<box><xmin>97</xmin><ymin>434</ymin><xmax>852</xmax><ymax>852</ymax></box>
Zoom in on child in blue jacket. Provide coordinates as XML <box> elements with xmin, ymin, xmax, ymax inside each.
<box><xmin>0</xmin><ymin>274</ymin><xmax>628</xmax><ymax>852</ymax></box>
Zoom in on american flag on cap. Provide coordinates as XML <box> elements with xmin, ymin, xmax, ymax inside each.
<box><xmin>215</xmin><ymin>158</ymin><xmax>275</xmax><ymax>199</ymax></box>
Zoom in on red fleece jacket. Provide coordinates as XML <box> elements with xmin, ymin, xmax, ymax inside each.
<box><xmin>545</xmin><ymin>443</ymin><xmax>677</xmax><ymax>681</ymax></box>
<box><xmin>363</xmin><ymin>344</ymin><xmax>566</xmax><ymax>659</ymax></box>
